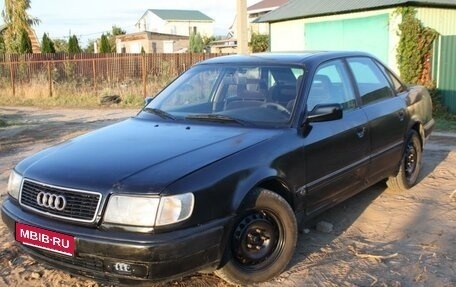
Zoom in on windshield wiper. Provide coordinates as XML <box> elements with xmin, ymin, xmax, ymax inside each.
<box><xmin>186</xmin><ymin>114</ymin><xmax>246</xmax><ymax>126</ymax></box>
<box><xmin>143</xmin><ymin>108</ymin><xmax>176</xmax><ymax>120</ymax></box>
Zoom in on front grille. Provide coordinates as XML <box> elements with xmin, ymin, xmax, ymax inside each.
<box><xmin>20</xmin><ymin>179</ymin><xmax>102</xmax><ymax>223</ymax></box>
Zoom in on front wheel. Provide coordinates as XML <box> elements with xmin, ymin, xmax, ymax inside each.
<box><xmin>387</xmin><ymin>130</ymin><xmax>423</xmax><ymax>191</ymax></box>
<box><xmin>215</xmin><ymin>189</ymin><xmax>297</xmax><ymax>285</ymax></box>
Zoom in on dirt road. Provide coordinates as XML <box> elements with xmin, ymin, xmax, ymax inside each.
<box><xmin>0</xmin><ymin>107</ymin><xmax>455</xmax><ymax>287</ymax></box>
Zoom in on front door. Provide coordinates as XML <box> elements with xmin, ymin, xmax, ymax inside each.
<box><xmin>302</xmin><ymin>59</ymin><xmax>370</xmax><ymax>215</ymax></box>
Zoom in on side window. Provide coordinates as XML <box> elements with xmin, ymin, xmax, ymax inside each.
<box><xmin>375</xmin><ymin>61</ymin><xmax>407</xmax><ymax>94</ymax></box>
<box><xmin>347</xmin><ymin>57</ymin><xmax>394</xmax><ymax>105</ymax></box>
<box><xmin>307</xmin><ymin>60</ymin><xmax>357</xmax><ymax>111</ymax></box>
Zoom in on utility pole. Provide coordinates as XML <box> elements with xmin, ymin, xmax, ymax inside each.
<box><xmin>236</xmin><ymin>0</ymin><xmax>249</xmax><ymax>55</ymax></box>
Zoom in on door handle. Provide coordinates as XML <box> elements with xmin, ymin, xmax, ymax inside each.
<box><xmin>356</xmin><ymin>127</ymin><xmax>366</xmax><ymax>138</ymax></box>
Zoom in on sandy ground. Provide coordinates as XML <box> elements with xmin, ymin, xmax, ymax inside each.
<box><xmin>0</xmin><ymin>106</ymin><xmax>455</xmax><ymax>287</ymax></box>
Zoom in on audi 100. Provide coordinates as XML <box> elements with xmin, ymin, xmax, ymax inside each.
<box><xmin>2</xmin><ymin>52</ymin><xmax>434</xmax><ymax>285</ymax></box>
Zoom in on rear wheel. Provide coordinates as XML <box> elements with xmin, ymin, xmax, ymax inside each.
<box><xmin>216</xmin><ymin>189</ymin><xmax>297</xmax><ymax>285</ymax></box>
<box><xmin>387</xmin><ymin>130</ymin><xmax>422</xmax><ymax>191</ymax></box>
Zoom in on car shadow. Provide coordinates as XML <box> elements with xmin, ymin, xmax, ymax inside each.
<box><xmin>277</xmin><ymin>142</ymin><xmax>453</xmax><ymax>285</ymax></box>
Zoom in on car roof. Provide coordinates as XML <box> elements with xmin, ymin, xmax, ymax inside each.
<box><xmin>198</xmin><ymin>51</ymin><xmax>376</xmax><ymax>66</ymax></box>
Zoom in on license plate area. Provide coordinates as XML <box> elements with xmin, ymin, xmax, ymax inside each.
<box><xmin>15</xmin><ymin>222</ymin><xmax>75</xmax><ymax>256</ymax></box>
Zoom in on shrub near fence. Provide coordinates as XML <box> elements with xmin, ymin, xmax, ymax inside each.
<box><xmin>0</xmin><ymin>53</ymin><xmax>223</xmax><ymax>107</ymax></box>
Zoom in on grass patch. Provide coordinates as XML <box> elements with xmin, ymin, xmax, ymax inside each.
<box><xmin>435</xmin><ymin>115</ymin><xmax>456</xmax><ymax>132</ymax></box>
<box><xmin>430</xmin><ymin>89</ymin><xmax>456</xmax><ymax>132</ymax></box>
<box><xmin>0</xmin><ymin>77</ymin><xmax>170</xmax><ymax>109</ymax></box>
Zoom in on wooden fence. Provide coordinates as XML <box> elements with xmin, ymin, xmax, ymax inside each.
<box><xmin>0</xmin><ymin>53</ymin><xmax>224</xmax><ymax>98</ymax></box>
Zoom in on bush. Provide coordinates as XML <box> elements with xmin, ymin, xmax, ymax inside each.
<box><xmin>250</xmin><ymin>33</ymin><xmax>269</xmax><ymax>53</ymax></box>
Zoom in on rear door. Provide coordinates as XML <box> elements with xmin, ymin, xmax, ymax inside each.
<box><xmin>303</xmin><ymin>59</ymin><xmax>370</xmax><ymax>215</ymax></box>
<box><xmin>346</xmin><ymin>57</ymin><xmax>408</xmax><ymax>183</ymax></box>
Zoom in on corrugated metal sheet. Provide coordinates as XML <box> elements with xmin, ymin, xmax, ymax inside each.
<box><xmin>248</xmin><ymin>0</ymin><xmax>289</xmax><ymax>12</ymax></box>
<box><xmin>260</xmin><ymin>0</ymin><xmax>456</xmax><ymax>22</ymax></box>
<box><xmin>436</xmin><ymin>35</ymin><xmax>456</xmax><ymax>114</ymax></box>
<box><xmin>417</xmin><ymin>8</ymin><xmax>456</xmax><ymax>35</ymax></box>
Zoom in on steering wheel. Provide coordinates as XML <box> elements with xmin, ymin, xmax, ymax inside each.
<box><xmin>261</xmin><ymin>102</ymin><xmax>291</xmax><ymax>116</ymax></box>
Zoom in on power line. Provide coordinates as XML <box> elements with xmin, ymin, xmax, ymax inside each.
<box><xmin>46</xmin><ymin>24</ymin><xmax>136</xmax><ymax>40</ymax></box>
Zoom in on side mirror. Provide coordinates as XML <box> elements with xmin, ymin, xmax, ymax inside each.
<box><xmin>144</xmin><ymin>96</ymin><xmax>153</xmax><ymax>106</ymax></box>
<box><xmin>307</xmin><ymin>103</ymin><xmax>343</xmax><ymax>123</ymax></box>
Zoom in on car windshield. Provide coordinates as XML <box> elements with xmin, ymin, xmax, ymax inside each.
<box><xmin>144</xmin><ymin>64</ymin><xmax>305</xmax><ymax>126</ymax></box>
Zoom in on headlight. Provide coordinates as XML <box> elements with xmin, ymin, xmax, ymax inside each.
<box><xmin>7</xmin><ymin>170</ymin><xmax>23</xmax><ymax>200</ymax></box>
<box><xmin>103</xmin><ymin>193</ymin><xmax>194</xmax><ymax>227</ymax></box>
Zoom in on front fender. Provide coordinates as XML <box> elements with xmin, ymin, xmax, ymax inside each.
<box><xmin>165</xmin><ymin>146</ymin><xmax>297</xmax><ymax>230</ymax></box>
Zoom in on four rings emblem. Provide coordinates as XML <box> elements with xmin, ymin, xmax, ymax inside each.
<box><xmin>36</xmin><ymin>192</ymin><xmax>67</xmax><ymax>211</ymax></box>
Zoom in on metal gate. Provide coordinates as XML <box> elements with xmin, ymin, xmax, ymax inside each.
<box><xmin>433</xmin><ymin>35</ymin><xmax>456</xmax><ymax>114</ymax></box>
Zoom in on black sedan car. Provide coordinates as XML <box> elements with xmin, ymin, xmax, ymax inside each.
<box><xmin>2</xmin><ymin>51</ymin><xmax>434</xmax><ymax>285</ymax></box>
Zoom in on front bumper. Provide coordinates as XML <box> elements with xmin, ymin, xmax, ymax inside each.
<box><xmin>2</xmin><ymin>198</ymin><xmax>228</xmax><ymax>285</ymax></box>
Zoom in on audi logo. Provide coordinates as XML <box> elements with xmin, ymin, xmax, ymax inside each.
<box><xmin>36</xmin><ymin>192</ymin><xmax>67</xmax><ymax>211</ymax></box>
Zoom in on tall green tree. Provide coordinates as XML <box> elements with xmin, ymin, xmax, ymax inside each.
<box><xmin>2</xmin><ymin>0</ymin><xmax>39</xmax><ymax>53</ymax></box>
<box><xmin>68</xmin><ymin>35</ymin><xmax>81</xmax><ymax>53</ymax></box>
<box><xmin>19</xmin><ymin>28</ymin><xmax>32</xmax><ymax>53</ymax></box>
<box><xmin>99</xmin><ymin>34</ymin><xmax>111</xmax><ymax>53</ymax></box>
<box><xmin>189</xmin><ymin>32</ymin><xmax>203</xmax><ymax>53</ymax></box>
<box><xmin>41</xmin><ymin>33</ymin><xmax>56</xmax><ymax>53</ymax></box>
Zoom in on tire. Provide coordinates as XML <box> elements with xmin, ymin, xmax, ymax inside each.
<box><xmin>215</xmin><ymin>188</ymin><xmax>297</xmax><ymax>285</ymax></box>
<box><xmin>386</xmin><ymin>130</ymin><xmax>423</xmax><ymax>192</ymax></box>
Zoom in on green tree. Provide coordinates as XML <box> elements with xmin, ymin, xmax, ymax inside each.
<box><xmin>249</xmin><ymin>33</ymin><xmax>269</xmax><ymax>53</ymax></box>
<box><xmin>0</xmin><ymin>34</ymin><xmax>5</xmax><ymax>53</ymax></box>
<box><xmin>19</xmin><ymin>28</ymin><xmax>32</xmax><ymax>53</ymax></box>
<box><xmin>84</xmin><ymin>39</ymin><xmax>95</xmax><ymax>53</ymax></box>
<box><xmin>41</xmin><ymin>33</ymin><xmax>56</xmax><ymax>53</ymax></box>
<box><xmin>53</xmin><ymin>38</ymin><xmax>68</xmax><ymax>53</ymax></box>
<box><xmin>68</xmin><ymin>35</ymin><xmax>81</xmax><ymax>53</ymax></box>
<box><xmin>2</xmin><ymin>0</ymin><xmax>39</xmax><ymax>53</ymax></box>
<box><xmin>189</xmin><ymin>32</ymin><xmax>203</xmax><ymax>53</ymax></box>
<box><xmin>396</xmin><ymin>7</ymin><xmax>438</xmax><ymax>85</ymax></box>
<box><xmin>108</xmin><ymin>25</ymin><xmax>125</xmax><ymax>52</ymax></box>
<box><xmin>99</xmin><ymin>34</ymin><xmax>111</xmax><ymax>53</ymax></box>
<box><xmin>202</xmin><ymin>35</ymin><xmax>215</xmax><ymax>46</ymax></box>
<box><xmin>202</xmin><ymin>35</ymin><xmax>215</xmax><ymax>52</ymax></box>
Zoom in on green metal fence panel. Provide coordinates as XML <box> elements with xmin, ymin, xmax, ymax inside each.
<box><xmin>436</xmin><ymin>35</ymin><xmax>456</xmax><ymax>114</ymax></box>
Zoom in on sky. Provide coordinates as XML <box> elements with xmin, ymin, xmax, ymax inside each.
<box><xmin>0</xmin><ymin>0</ymin><xmax>261</xmax><ymax>47</ymax></box>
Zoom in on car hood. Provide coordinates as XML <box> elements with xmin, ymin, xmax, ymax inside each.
<box><xmin>17</xmin><ymin>117</ymin><xmax>280</xmax><ymax>194</ymax></box>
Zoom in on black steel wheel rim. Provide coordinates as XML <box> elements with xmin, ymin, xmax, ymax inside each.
<box><xmin>231</xmin><ymin>210</ymin><xmax>283</xmax><ymax>270</ymax></box>
<box><xmin>405</xmin><ymin>140</ymin><xmax>417</xmax><ymax>180</ymax></box>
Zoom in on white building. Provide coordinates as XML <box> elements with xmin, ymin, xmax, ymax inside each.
<box><xmin>135</xmin><ymin>9</ymin><xmax>214</xmax><ymax>37</ymax></box>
